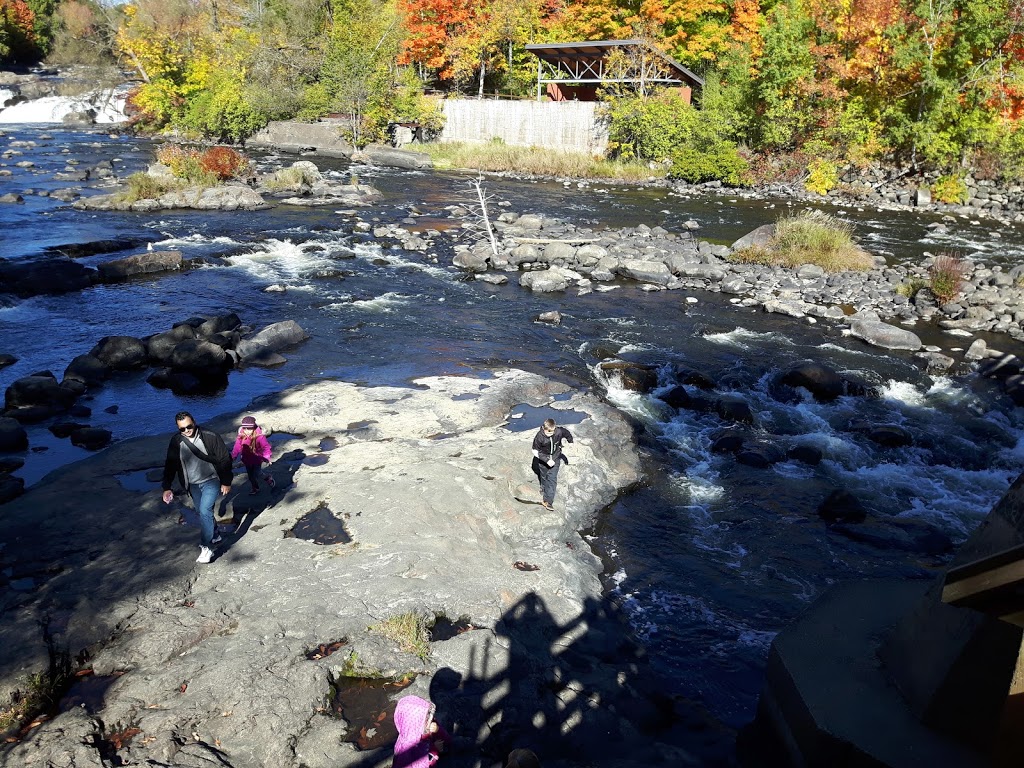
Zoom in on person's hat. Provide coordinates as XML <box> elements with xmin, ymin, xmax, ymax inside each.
<box><xmin>240</xmin><ymin>416</ymin><xmax>258</xmax><ymax>428</ymax></box>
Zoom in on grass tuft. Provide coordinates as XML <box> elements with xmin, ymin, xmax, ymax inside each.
<box><xmin>417</xmin><ymin>141</ymin><xmax>660</xmax><ymax>182</ymax></box>
<box><xmin>731</xmin><ymin>211</ymin><xmax>874</xmax><ymax>273</ymax></box>
<box><xmin>0</xmin><ymin>653</ymin><xmax>72</xmax><ymax>736</ymax></box>
<box><xmin>368</xmin><ymin>612</ymin><xmax>430</xmax><ymax>660</ymax></box>
<box><xmin>112</xmin><ymin>172</ymin><xmax>181</xmax><ymax>204</ymax></box>
<box><xmin>896</xmin><ymin>278</ymin><xmax>927</xmax><ymax>299</ymax></box>
<box><xmin>929</xmin><ymin>252</ymin><xmax>966</xmax><ymax>304</ymax></box>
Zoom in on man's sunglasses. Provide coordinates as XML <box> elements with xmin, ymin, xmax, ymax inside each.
<box><xmin>178</xmin><ymin>423</ymin><xmax>196</xmax><ymax>433</ymax></box>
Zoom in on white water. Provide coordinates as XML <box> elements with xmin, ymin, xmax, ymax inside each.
<box><xmin>0</xmin><ymin>89</ymin><xmax>127</xmax><ymax>124</ymax></box>
<box><xmin>0</xmin><ymin>88</ymin><xmax>14</xmax><ymax>108</ymax></box>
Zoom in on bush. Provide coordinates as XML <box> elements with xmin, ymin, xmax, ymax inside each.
<box><xmin>199</xmin><ymin>146</ymin><xmax>251</xmax><ymax>181</ymax></box>
<box><xmin>155</xmin><ymin>145</ymin><xmax>219</xmax><ymax>187</ymax></box>
<box><xmin>896</xmin><ymin>278</ymin><xmax>927</xmax><ymax>299</ymax></box>
<box><xmin>929</xmin><ymin>253</ymin><xmax>965</xmax><ymax>304</ymax></box>
<box><xmin>669</xmin><ymin>144</ymin><xmax>749</xmax><ymax>186</ymax></box>
<box><xmin>731</xmin><ymin>211</ymin><xmax>874</xmax><ymax>272</ymax></box>
<box><xmin>804</xmin><ymin>158</ymin><xmax>839</xmax><ymax>194</ymax></box>
<box><xmin>931</xmin><ymin>173</ymin><xmax>969</xmax><ymax>204</ymax></box>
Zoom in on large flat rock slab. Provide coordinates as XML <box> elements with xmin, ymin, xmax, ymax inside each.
<box><xmin>1</xmin><ymin>371</ymin><xmax>730</xmax><ymax>768</ymax></box>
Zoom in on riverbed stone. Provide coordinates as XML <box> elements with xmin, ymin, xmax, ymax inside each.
<box><xmin>779</xmin><ymin>362</ymin><xmax>845</xmax><ymax>402</ymax></box>
<box><xmin>4</xmin><ymin>372</ymin><xmax>63</xmax><ymax>410</ymax></box>
<box><xmin>849</xmin><ymin>319</ymin><xmax>922</xmax><ymax>351</ymax></box>
<box><xmin>97</xmin><ymin>250</ymin><xmax>182</xmax><ymax>281</ymax></box>
<box><xmin>90</xmin><ymin>335</ymin><xmax>148</xmax><ymax>370</ymax></box>
<box><xmin>817</xmin><ymin>490</ymin><xmax>868</xmax><ymax>523</ymax></box>
<box><xmin>614</xmin><ymin>259</ymin><xmax>672</xmax><ymax>286</ymax></box>
<box><xmin>235</xmin><ymin>320</ymin><xmax>309</xmax><ymax>362</ymax></box>
<box><xmin>63</xmin><ymin>353</ymin><xmax>109</xmax><ymax>386</ymax></box>
<box><xmin>519</xmin><ymin>268</ymin><xmax>569</xmax><ymax>293</ymax></box>
<box><xmin>0</xmin><ymin>417</ymin><xmax>27</xmax><ymax>452</ymax></box>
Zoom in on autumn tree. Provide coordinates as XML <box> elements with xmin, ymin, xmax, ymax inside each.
<box><xmin>0</xmin><ymin>0</ymin><xmax>37</xmax><ymax>62</ymax></box>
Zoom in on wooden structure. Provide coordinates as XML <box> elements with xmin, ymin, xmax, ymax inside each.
<box><xmin>943</xmin><ymin>543</ymin><xmax>1024</xmax><ymax>764</ymax></box>
<box><xmin>524</xmin><ymin>40</ymin><xmax>704</xmax><ymax>103</ymax></box>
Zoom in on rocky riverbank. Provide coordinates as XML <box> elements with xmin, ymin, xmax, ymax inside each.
<box><xmin>0</xmin><ymin>371</ymin><xmax>733</xmax><ymax>767</ymax></box>
<box><xmin>439</xmin><ymin>209</ymin><xmax>1024</xmax><ymax>405</ymax></box>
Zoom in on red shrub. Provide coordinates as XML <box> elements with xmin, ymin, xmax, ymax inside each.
<box><xmin>199</xmin><ymin>147</ymin><xmax>250</xmax><ymax>181</ymax></box>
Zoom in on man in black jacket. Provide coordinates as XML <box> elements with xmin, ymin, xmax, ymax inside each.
<box><xmin>161</xmin><ymin>411</ymin><xmax>233</xmax><ymax>563</ymax></box>
<box><xmin>531</xmin><ymin>418</ymin><xmax>573</xmax><ymax>511</ymax></box>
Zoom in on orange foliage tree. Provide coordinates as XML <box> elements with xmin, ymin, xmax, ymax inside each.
<box><xmin>0</xmin><ymin>0</ymin><xmax>38</xmax><ymax>62</ymax></box>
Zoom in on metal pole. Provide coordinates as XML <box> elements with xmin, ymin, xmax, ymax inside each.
<box><xmin>537</xmin><ymin>58</ymin><xmax>542</xmax><ymax>101</ymax></box>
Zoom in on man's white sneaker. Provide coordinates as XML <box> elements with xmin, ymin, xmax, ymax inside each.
<box><xmin>196</xmin><ymin>546</ymin><xmax>214</xmax><ymax>564</ymax></box>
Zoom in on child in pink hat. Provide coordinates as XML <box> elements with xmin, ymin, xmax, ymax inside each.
<box><xmin>231</xmin><ymin>416</ymin><xmax>275</xmax><ymax>495</ymax></box>
<box><xmin>392</xmin><ymin>695</ymin><xmax>452</xmax><ymax>768</ymax></box>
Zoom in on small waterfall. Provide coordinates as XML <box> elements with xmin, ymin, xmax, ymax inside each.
<box><xmin>0</xmin><ymin>87</ymin><xmax>127</xmax><ymax>124</ymax></box>
<box><xmin>0</xmin><ymin>89</ymin><xmax>14</xmax><ymax>108</ymax></box>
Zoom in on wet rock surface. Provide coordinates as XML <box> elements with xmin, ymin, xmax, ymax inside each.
<box><xmin>0</xmin><ymin>372</ymin><xmax>729</xmax><ymax>767</ymax></box>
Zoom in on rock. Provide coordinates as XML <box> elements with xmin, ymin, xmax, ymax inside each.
<box><xmin>515</xmin><ymin>214</ymin><xmax>544</xmax><ymax>231</ymax></box>
<box><xmin>721</xmin><ymin>278</ymin><xmax>750</xmax><ymax>295</ymax></box>
<box><xmin>672</xmin><ymin>367</ymin><xmax>716</xmax><ymax>390</ymax></box>
<box><xmin>351</xmin><ymin>144</ymin><xmax>433</xmax><ymax>170</ymax></box>
<box><xmin>0</xmin><ymin>457</ymin><xmax>24</xmax><ymax>472</ymax></box>
<box><xmin>0</xmin><ymin>417</ymin><xmax>28</xmax><ymax>452</ymax></box>
<box><xmin>779</xmin><ymin>362</ymin><xmax>845</xmax><ymax>402</ymax></box>
<box><xmin>1003</xmin><ymin>375</ymin><xmax>1024</xmax><ymax>407</ymax></box>
<box><xmin>63</xmin><ymin>354</ymin><xmax>110</xmax><ymax>386</ymax></box>
<box><xmin>520</xmin><ymin>268</ymin><xmax>568</xmax><ymax>293</ymax></box>
<box><xmin>97</xmin><ymin>251</ymin><xmax>182</xmax><ymax>281</ymax></box>
<box><xmin>978</xmin><ymin>354</ymin><xmax>1022</xmax><ymax>379</ymax></box>
<box><xmin>49</xmin><ymin>421</ymin><xmax>89</xmax><ymax>439</ymax></box>
<box><xmin>146</xmin><ymin>325</ymin><xmax>197</xmax><ymax>363</ymax></box>
<box><xmin>716</xmin><ymin>397</ymin><xmax>754</xmax><ymax>425</ymax></box>
<box><xmin>475</xmin><ymin>274</ymin><xmax>507</xmax><ymax>285</ymax></box>
<box><xmin>169</xmin><ymin>339</ymin><xmax>230</xmax><ymax>371</ymax></box>
<box><xmin>0</xmin><ymin>256</ymin><xmax>96</xmax><ymax>297</ymax></box>
<box><xmin>69</xmin><ymin>427</ymin><xmax>112</xmax><ymax>450</ymax></box>
<box><xmin>197</xmin><ymin>313</ymin><xmax>242</xmax><ymax>338</ymax></box>
<box><xmin>787</xmin><ymin>444</ymin><xmax>823</xmax><ymax>465</ymax></box>
<box><xmin>89</xmin><ymin>336</ymin><xmax>148</xmax><ymax>370</ymax></box>
<box><xmin>965</xmin><ymin>339</ymin><xmax>988</xmax><ymax>361</ymax></box>
<box><xmin>613</xmin><ymin>260</ymin><xmax>672</xmax><ymax>286</ymax></box>
<box><xmin>763</xmin><ymin>299</ymin><xmax>808</xmax><ymax>318</ymax></box>
<box><xmin>0</xmin><ymin>193</ymin><xmax>24</xmax><ymax>204</ymax></box>
<box><xmin>0</xmin><ymin>354</ymin><xmax>16</xmax><ymax>370</ymax></box>
<box><xmin>657</xmin><ymin>386</ymin><xmax>690</xmax><ymax>409</ymax></box>
<box><xmin>796</xmin><ymin>264</ymin><xmax>826</xmax><ymax>279</ymax></box>
<box><xmin>0</xmin><ymin>474</ymin><xmax>24</xmax><ymax>504</ymax></box>
<box><xmin>710</xmin><ymin>431</ymin><xmax>744</xmax><ymax>454</ymax></box>
<box><xmin>453</xmin><ymin>250</ymin><xmax>490</xmax><ymax>272</ymax></box>
<box><xmin>849</xmin><ymin>319</ymin><xmax>922</xmax><ymax>351</ymax></box>
<box><xmin>43</xmin><ymin>238</ymin><xmax>150</xmax><ymax>259</ymax></box>
<box><xmin>248</xmin><ymin>122</ymin><xmax>354</xmax><ymax>156</ymax></box>
<box><xmin>536</xmin><ymin>311</ymin><xmax>561</xmax><ymax>325</ymax></box>
<box><xmin>599</xmin><ymin>361</ymin><xmax>659</xmax><ymax>393</ymax></box>
<box><xmin>736</xmin><ymin>444</ymin><xmax>783</xmax><ymax>468</ymax></box>
<box><xmin>730</xmin><ymin>224</ymin><xmax>775</xmax><ymax>251</ymax></box>
<box><xmin>235</xmin><ymin>320</ymin><xmax>309</xmax><ymax>362</ymax></box>
<box><xmin>5</xmin><ymin>372</ymin><xmax>63</xmax><ymax>410</ymax></box>
<box><xmin>817</xmin><ymin>490</ymin><xmax>867</xmax><ymax>523</ymax></box>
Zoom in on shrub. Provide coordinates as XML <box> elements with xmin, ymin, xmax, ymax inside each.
<box><xmin>368</xmin><ymin>612</ymin><xmax>430</xmax><ymax>660</ymax></box>
<box><xmin>931</xmin><ymin>174</ymin><xmax>969</xmax><ymax>204</ymax></box>
<box><xmin>669</xmin><ymin>144</ymin><xmax>749</xmax><ymax>186</ymax></box>
<box><xmin>199</xmin><ymin>146</ymin><xmax>251</xmax><ymax>181</ymax></box>
<box><xmin>804</xmin><ymin>158</ymin><xmax>840</xmax><ymax>195</ymax></box>
<box><xmin>895</xmin><ymin>278</ymin><xmax>927</xmax><ymax>299</ymax></box>
<box><xmin>731</xmin><ymin>211</ymin><xmax>874</xmax><ymax>272</ymax></box>
<box><xmin>155</xmin><ymin>145</ymin><xmax>219</xmax><ymax>187</ymax></box>
<box><xmin>929</xmin><ymin>253</ymin><xmax>965</xmax><ymax>304</ymax></box>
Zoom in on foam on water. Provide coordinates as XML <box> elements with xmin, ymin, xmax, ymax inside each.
<box><xmin>703</xmin><ymin>326</ymin><xmax>795</xmax><ymax>350</ymax></box>
<box><xmin>0</xmin><ymin>89</ymin><xmax>13</xmax><ymax>107</ymax></box>
<box><xmin>0</xmin><ymin>89</ymin><xmax>127</xmax><ymax>124</ymax></box>
<box><xmin>348</xmin><ymin>292</ymin><xmax>412</xmax><ymax>312</ymax></box>
<box><xmin>222</xmin><ymin>238</ymin><xmax>351</xmax><ymax>284</ymax></box>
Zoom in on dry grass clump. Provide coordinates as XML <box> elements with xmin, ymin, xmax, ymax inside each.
<box><xmin>112</xmin><ymin>172</ymin><xmax>182</xmax><ymax>204</ymax></box>
<box><xmin>418</xmin><ymin>141</ymin><xmax>659</xmax><ymax>182</ymax></box>
<box><xmin>929</xmin><ymin>252</ymin><xmax>966</xmax><ymax>304</ymax></box>
<box><xmin>731</xmin><ymin>211</ymin><xmax>874</xmax><ymax>272</ymax></box>
<box><xmin>368</xmin><ymin>612</ymin><xmax>430</xmax><ymax>660</ymax></box>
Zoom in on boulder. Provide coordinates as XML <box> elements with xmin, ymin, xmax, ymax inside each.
<box><xmin>63</xmin><ymin>354</ymin><xmax>109</xmax><ymax>386</ymax></box>
<box><xmin>169</xmin><ymin>339</ymin><xmax>230</xmax><ymax>371</ymax></box>
<box><xmin>197</xmin><ymin>313</ymin><xmax>242</xmax><ymax>338</ymax></box>
<box><xmin>787</xmin><ymin>444</ymin><xmax>823</xmax><ymax>465</ymax></box>
<box><xmin>867</xmin><ymin>425</ymin><xmax>913</xmax><ymax>448</ymax></box>
<box><xmin>672</xmin><ymin>366</ymin><xmax>716</xmax><ymax>390</ymax></box>
<box><xmin>657</xmin><ymin>386</ymin><xmax>690</xmax><ymax>409</ymax></box>
<box><xmin>0</xmin><ymin>457</ymin><xmax>24</xmax><ymax>472</ymax></box>
<box><xmin>0</xmin><ymin>257</ymin><xmax>96</xmax><ymax>297</ymax></box>
<box><xmin>711</xmin><ymin>431</ymin><xmax>744</xmax><ymax>454</ymax></box>
<box><xmin>69</xmin><ymin>427</ymin><xmax>112</xmax><ymax>450</ymax></box>
<box><xmin>507</xmin><ymin>244</ymin><xmax>540</xmax><ymax>266</ymax></box>
<box><xmin>514</xmin><ymin>214</ymin><xmax>544</xmax><ymax>231</ymax></box>
<box><xmin>89</xmin><ymin>336</ymin><xmax>148</xmax><ymax>370</ymax></box>
<box><xmin>5</xmin><ymin>372</ymin><xmax>63</xmax><ymax>410</ymax></box>
<box><xmin>849</xmin><ymin>319</ymin><xmax>922</xmax><ymax>352</ymax></box>
<box><xmin>0</xmin><ymin>417</ymin><xmax>28</xmax><ymax>452</ymax></box>
<box><xmin>536</xmin><ymin>311</ymin><xmax>562</xmax><ymax>325</ymax></box>
<box><xmin>4</xmin><ymin>405</ymin><xmax>58</xmax><ymax>424</ymax></box>
<box><xmin>817</xmin><ymin>490</ymin><xmax>867</xmax><ymax>523</ymax></box>
<box><xmin>730</xmin><ymin>224</ymin><xmax>775</xmax><ymax>251</ymax></box>
<box><xmin>779</xmin><ymin>362</ymin><xmax>845</xmax><ymax>402</ymax></box>
<box><xmin>1005</xmin><ymin>375</ymin><xmax>1024</xmax><ymax>407</ymax></box>
<box><xmin>542</xmin><ymin>242</ymin><xmax>577</xmax><ymax>263</ymax></box>
<box><xmin>146</xmin><ymin>325</ymin><xmax>197</xmax><ymax>363</ymax></box>
<box><xmin>736</xmin><ymin>444</ymin><xmax>784</xmax><ymax>468</ymax></box>
<box><xmin>235</xmin><ymin>321</ymin><xmax>309</xmax><ymax>362</ymax></box>
<box><xmin>599</xmin><ymin>361</ymin><xmax>659</xmax><ymax>393</ymax></box>
<box><xmin>97</xmin><ymin>251</ymin><xmax>182</xmax><ymax>281</ymax></box>
<box><xmin>613</xmin><ymin>260</ymin><xmax>672</xmax><ymax>286</ymax></box>
<box><xmin>0</xmin><ymin>354</ymin><xmax>17</xmax><ymax>370</ymax></box>
<box><xmin>716</xmin><ymin>397</ymin><xmax>755</xmax><ymax>425</ymax></box>
<box><xmin>453</xmin><ymin>250</ymin><xmax>490</xmax><ymax>272</ymax></box>
<box><xmin>520</xmin><ymin>269</ymin><xmax>568</xmax><ymax>293</ymax></box>
<box><xmin>352</xmin><ymin>144</ymin><xmax>432</xmax><ymax>170</ymax></box>
<box><xmin>49</xmin><ymin>421</ymin><xmax>89</xmax><ymax>439</ymax></box>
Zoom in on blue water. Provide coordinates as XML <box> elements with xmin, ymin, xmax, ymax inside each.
<box><xmin>3</xmin><ymin>123</ymin><xmax>1024</xmax><ymax>737</ymax></box>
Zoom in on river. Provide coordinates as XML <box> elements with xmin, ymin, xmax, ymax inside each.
<box><xmin>2</xmin><ymin>117</ymin><xmax>1024</xmax><ymax>736</ymax></box>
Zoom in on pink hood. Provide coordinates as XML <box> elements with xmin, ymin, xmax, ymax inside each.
<box><xmin>393</xmin><ymin>695</ymin><xmax>435</xmax><ymax>768</ymax></box>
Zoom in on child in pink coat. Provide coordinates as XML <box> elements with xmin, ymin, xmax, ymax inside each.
<box><xmin>231</xmin><ymin>416</ymin><xmax>275</xmax><ymax>495</ymax></box>
<box><xmin>392</xmin><ymin>695</ymin><xmax>452</xmax><ymax>768</ymax></box>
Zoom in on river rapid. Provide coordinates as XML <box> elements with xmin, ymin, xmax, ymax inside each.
<box><xmin>3</xmin><ymin>120</ymin><xmax>1024</xmax><ymax>735</ymax></box>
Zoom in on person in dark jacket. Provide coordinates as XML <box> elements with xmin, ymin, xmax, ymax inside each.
<box><xmin>161</xmin><ymin>411</ymin><xmax>233</xmax><ymax>564</ymax></box>
<box><xmin>531</xmin><ymin>418</ymin><xmax>573</xmax><ymax>511</ymax></box>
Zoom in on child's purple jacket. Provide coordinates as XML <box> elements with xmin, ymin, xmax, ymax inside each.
<box><xmin>230</xmin><ymin>427</ymin><xmax>272</xmax><ymax>467</ymax></box>
<box><xmin>393</xmin><ymin>695</ymin><xmax>452</xmax><ymax>768</ymax></box>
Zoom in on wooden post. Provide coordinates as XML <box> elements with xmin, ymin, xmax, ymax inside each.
<box><xmin>536</xmin><ymin>59</ymin><xmax>542</xmax><ymax>102</ymax></box>
<box><xmin>995</xmin><ymin>639</ymin><xmax>1024</xmax><ymax>766</ymax></box>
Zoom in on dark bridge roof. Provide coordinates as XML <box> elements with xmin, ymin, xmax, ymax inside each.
<box><xmin>524</xmin><ymin>40</ymin><xmax>704</xmax><ymax>90</ymax></box>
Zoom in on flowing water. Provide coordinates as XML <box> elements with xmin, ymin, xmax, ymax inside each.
<box><xmin>3</xmin><ymin>111</ymin><xmax>1024</xmax><ymax>734</ymax></box>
